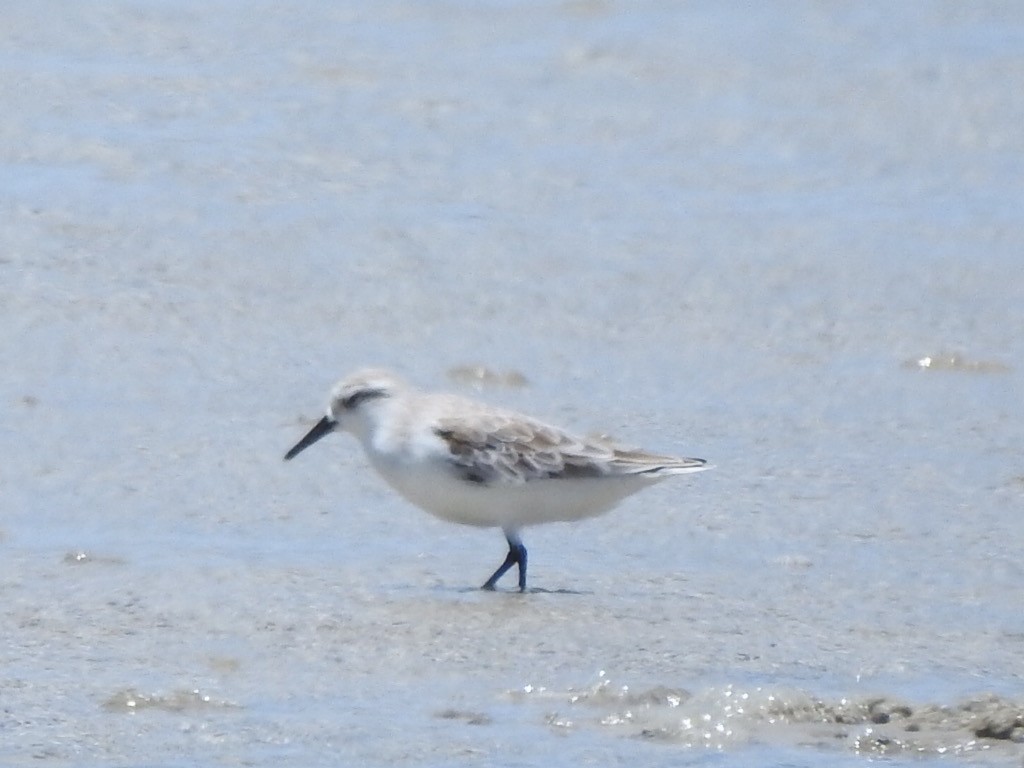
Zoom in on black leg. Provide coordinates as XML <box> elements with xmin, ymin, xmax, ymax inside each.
<box><xmin>481</xmin><ymin>530</ymin><xmax>528</xmax><ymax>592</ymax></box>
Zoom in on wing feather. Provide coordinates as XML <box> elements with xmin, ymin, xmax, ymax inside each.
<box><xmin>433</xmin><ymin>416</ymin><xmax>706</xmax><ymax>486</ymax></box>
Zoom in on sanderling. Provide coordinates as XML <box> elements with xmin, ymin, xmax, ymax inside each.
<box><xmin>284</xmin><ymin>368</ymin><xmax>709</xmax><ymax>591</ymax></box>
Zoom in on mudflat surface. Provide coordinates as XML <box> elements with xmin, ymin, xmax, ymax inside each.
<box><xmin>2</xmin><ymin>2</ymin><xmax>1022</xmax><ymax>765</ymax></box>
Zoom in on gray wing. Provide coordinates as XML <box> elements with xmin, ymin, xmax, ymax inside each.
<box><xmin>434</xmin><ymin>416</ymin><xmax>705</xmax><ymax>486</ymax></box>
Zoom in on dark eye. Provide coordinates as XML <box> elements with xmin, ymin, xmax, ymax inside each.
<box><xmin>341</xmin><ymin>388</ymin><xmax>388</xmax><ymax>410</ymax></box>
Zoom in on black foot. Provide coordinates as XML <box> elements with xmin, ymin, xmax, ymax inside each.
<box><xmin>481</xmin><ymin>531</ymin><xmax>527</xmax><ymax>591</ymax></box>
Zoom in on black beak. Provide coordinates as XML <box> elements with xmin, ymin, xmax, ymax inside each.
<box><xmin>284</xmin><ymin>416</ymin><xmax>336</xmax><ymax>461</ymax></box>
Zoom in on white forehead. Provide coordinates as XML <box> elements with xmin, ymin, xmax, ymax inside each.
<box><xmin>330</xmin><ymin>368</ymin><xmax>407</xmax><ymax>402</ymax></box>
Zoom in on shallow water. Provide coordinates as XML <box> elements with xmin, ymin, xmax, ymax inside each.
<box><xmin>3</xmin><ymin>1</ymin><xmax>1023</xmax><ymax>765</ymax></box>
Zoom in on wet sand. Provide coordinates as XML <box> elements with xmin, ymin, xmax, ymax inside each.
<box><xmin>2</xmin><ymin>2</ymin><xmax>1023</xmax><ymax>765</ymax></box>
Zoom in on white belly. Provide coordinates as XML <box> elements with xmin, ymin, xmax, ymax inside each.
<box><xmin>370</xmin><ymin>456</ymin><xmax>664</xmax><ymax>529</ymax></box>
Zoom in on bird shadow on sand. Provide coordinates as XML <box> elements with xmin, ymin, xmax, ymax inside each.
<box><xmin>442</xmin><ymin>585</ymin><xmax>593</xmax><ymax>596</ymax></box>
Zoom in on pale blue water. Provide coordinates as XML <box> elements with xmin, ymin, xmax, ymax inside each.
<box><xmin>2</xmin><ymin>2</ymin><xmax>1023</xmax><ymax>765</ymax></box>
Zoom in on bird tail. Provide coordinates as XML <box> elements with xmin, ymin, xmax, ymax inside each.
<box><xmin>612</xmin><ymin>450</ymin><xmax>711</xmax><ymax>476</ymax></box>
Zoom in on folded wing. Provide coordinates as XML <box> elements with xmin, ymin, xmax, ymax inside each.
<box><xmin>434</xmin><ymin>416</ymin><xmax>707</xmax><ymax>486</ymax></box>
